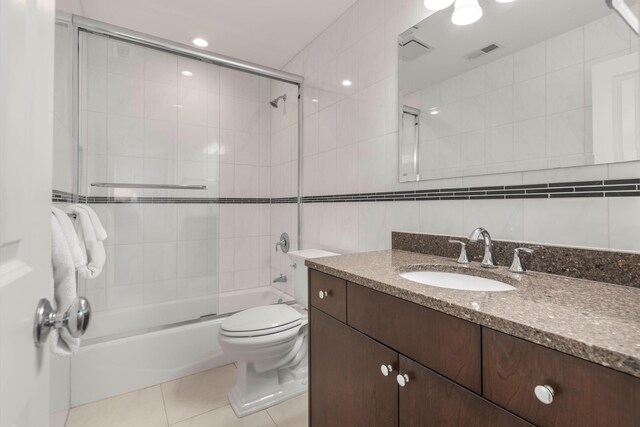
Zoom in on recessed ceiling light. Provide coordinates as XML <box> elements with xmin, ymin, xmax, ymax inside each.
<box><xmin>341</xmin><ymin>80</ymin><xmax>352</xmax><ymax>87</ymax></box>
<box><xmin>429</xmin><ymin>108</ymin><xmax>439</xmax><ymax>115</ymax></box>
<box><xmin>192</xmin><ymin>38</ymin><xmax>208</xmax><ymax>47</ymax></box>
<box><xmin>311</xmin><ymin>98</ymin><xmax>319</xmax><ymax>103</ymax></box>
<box><xmin>181</xmin><ymin>70</ymin><xmax>194</xmax><ymax>77</ymax></box>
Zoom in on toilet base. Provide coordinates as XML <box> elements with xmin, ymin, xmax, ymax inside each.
<box><xmin>228</xmin><ymin>362</ymin><xmax>308</xmax><ymax>418</ymax></box>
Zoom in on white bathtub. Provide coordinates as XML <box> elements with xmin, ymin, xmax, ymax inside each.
<box><xmin>70</xmin><ymin>286</ymin><xmax>294</xmax><ymax>406</ymax></box>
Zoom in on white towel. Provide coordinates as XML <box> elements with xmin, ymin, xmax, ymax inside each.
<box><xmin>50</xmin><ymin>214</ymin><xmax>81</xmax><ymax>355</ymax></box>
<box><xmin>51</xmin><ymin>206</ymin><xmax>87</xmax><ymax>269</ymax></box>
<box><xmin>65</xmin><ymin>205</ymin><xmax>106</xmax><ymax>278</ymax></box>
<box><xmin>68</xmin><ymin>204</ymin><xmax>107</xmax><ymax>241</ymax></box>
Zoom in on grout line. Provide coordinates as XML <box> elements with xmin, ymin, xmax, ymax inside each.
<box><xmin>158</xmin><ymin>383</ymin><xmax>170</xmax><ymax>427</ymax></box>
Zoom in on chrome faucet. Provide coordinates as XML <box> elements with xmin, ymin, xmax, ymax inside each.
<box><xmin>468</xmin><ymin>227</ymin><xmax>497</xmax><ymax>268</ymax></box>
<box><xmin>273</xmin><ymin>274</ymin><xmax>287</xmax><ymax>283</ymax></box>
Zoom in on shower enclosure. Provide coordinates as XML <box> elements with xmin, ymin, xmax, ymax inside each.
<box><xmin>51</xmin><ymin>13</ymin><xmax>303</xmax><ymax>418</ymax></box>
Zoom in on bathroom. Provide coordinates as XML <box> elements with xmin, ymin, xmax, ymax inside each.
<box><xmin>1</xmin><ymin>0</ymin><xmax>639</xmax><ymax>426</ymax></box>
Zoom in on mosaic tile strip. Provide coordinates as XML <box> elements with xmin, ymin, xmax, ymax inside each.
<box><xmin>392</xmin><ymin>231</ymin><xmax>640</xmax><ymax>288</ymax></box>
<box><xmin>53</xmin><ymin>178</ymin><xmax>640</xmax><ymax>205</ymax></box>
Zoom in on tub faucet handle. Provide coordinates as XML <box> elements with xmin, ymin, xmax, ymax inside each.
<box><xmin>448</xmin><ymin>239</ymin><xmax>470</xmax><ymax>264</ymax></box>
<box><xmin>509</xmin><ymin>247</ymin><xmax>535</xmax><ymax>273</ymax></box>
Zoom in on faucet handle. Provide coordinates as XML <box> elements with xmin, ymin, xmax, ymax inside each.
<box><xmin>448</xmin><ymin>239</ymin><xmax>470</xmax><ymax>264</ymax></box>
<box><xmin>509</xmin><ymin>247</ymin><xmax>535</xmax><ymax>273</ymax></box>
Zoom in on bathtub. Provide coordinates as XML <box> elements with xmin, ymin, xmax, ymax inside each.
<box><xmin>70</xmin><ymin>286</ymin><xmax>294</xmax><ymax>406</ymax></box>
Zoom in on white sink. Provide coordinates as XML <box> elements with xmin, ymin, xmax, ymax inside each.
<box><xmin>400</xmin><ymin>271</ymin><xmax>516</xmax><ymax>292</ymax></box>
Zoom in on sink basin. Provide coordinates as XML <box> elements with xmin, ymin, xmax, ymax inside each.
<box><xmin>400</xmin><ymin>271</ymin><xmax>516</xmax><ymax>292</ymax></box>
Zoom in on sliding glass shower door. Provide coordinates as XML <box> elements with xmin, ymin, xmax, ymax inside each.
<box><xmin>78</xmin><ymin>32</ymin><xmax>221</xmax><ymax>340</ymax></box>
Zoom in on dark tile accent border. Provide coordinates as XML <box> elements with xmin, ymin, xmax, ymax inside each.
<box><xmin>53</xmin><ymin>177</ymin><xmax>640</xmax><ymax>205</ymax></box>
<box><xmin>302</xmin><ymin>178</ymin><xmax>640</xmax><ymax>203</ymax></box>
<box><xmin>391</xmin><ymin>232</ymin><xmax>640</xmax><ymax>288</ymax></box>
<box><xmin>52</xmin><ymin>190</ymin><xmax>298</xmax><ymax>205</ymax></box>
<box><xmin>52</xmin><ymin>189</ymin><xmax>77</xmax><ymax>203</ymax></box>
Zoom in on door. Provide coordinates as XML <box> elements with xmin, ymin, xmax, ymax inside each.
<box><xmin>0</xmin><ymin>0</ymin><xmax>56</xmax><ymax>426</ymax></box>
<box><xmin>398</xmin><ymin>355</ymin><xmax>532</xmax><ymax>427</ymax></box>
<box><xmin>309</xmin><ymin>307</ymin><xmax>398</xmax><ymax>427</ymax></box>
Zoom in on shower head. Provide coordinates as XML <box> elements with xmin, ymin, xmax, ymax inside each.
<box><xmin>270</xmin><ymin>94</ymin><xmax>287</xmax><ymax>108</ymax></box>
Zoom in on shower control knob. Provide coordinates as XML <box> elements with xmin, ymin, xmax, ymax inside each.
<box><xmin>380</xmin><ymin>364</ymin><xmax>393</xmax><ymax>376</ymax></box>
<box><xmin>534</xmin><ymin>385</ymin><xmax>554</xmax><ymax>404</ymax></box>
<box><xmin>397</xmin><ymin>374</ymin><xmax>410</xmax><ymax>387</ymax></box>
<box><xmin>318</xmin><ymin>290</ymin><xmax>328</xmax><ymax>299</ymax></box>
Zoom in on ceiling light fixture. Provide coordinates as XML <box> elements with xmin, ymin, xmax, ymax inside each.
<box><xmin>451</xmin><ymin>0</ymin><xmax>483</xmax><ymax>26</ymax></box>
<box><xmin>429</xmin><ymin>107</ymin><xmax>440</xmax><ymax>115</ymax></box>
<box><xmin>311</xmin><ymin>98</ymin><xmax>319</xmax><ymax>103</ymax></box>
<box><xmin>424</xmin><ymin>0</ymin><xmax>455</xmax><ymax>11</ymax></box>
<box><xmin>342</xmin><ymin>79</ymin><xmax>352</xmax><ymax>87</ymax></box>
<box><xmin>425</xmin><ymin>0</ymin><xmax>513</xmax><ymax>26</ymax></box>
<box><xmin>181</xmin><ymin>70</ymin><xmax>194</xmax><ymax>77</ymax></box>
<box><xmin>192</xmin><ymin>38</ymin><xmax>208</xmax><ymax>47</ymax></box>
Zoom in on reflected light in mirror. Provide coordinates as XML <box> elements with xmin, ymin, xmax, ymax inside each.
<box><xmin>452</xmin><ymin>0</ymin><xmax>483</xmax><ymax>26</ymax></box>
<box><xmin>424</xmin><ymin>0</ymin><xmax>455</xmax><ymax>11</ymax></box>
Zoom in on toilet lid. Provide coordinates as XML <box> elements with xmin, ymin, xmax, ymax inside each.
<box><xmin>221</xmin><ymin>305</ymin><xmax>302</xmax><ymax>336</ymax></box>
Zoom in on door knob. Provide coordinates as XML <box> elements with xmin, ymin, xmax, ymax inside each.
<box><xmin>318</xmin><ymin>290</ymin><xmax>328</xmax><ymax>299</ymax></box>
<box><xmin>534</xmin><ymin>385</ymin><xmax>555</xmax><ymax>404</ymax></box>
<box><xmin>34</xmin><ymin>296</ymin><xmax>91</xmax><ymax>347</ymax></box>
<box><xmin>396</xmin><ymin>374</ymin><xmax>410</xmax><ymax>387</ymax></box>
<box><xmin>380</xmin><ymin>364</ymin><xmax>393</xmax><ymax>376</ymax></box>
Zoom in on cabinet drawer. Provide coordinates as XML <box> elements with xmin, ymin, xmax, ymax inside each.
<box><xmin>483</xmin><ymin>328</ymin><xmax>640</xmax><ymax>427</ymax></box>
<box><xmin>309</xmin><ymin>270</ymin><xmax>347</xmax><ymax>322</ymax></box>
<box><xmin>399</xmin><ymin>355</ymin><xmax>532</xmax><ymax>427</ymax></box>
<box><xmin>347</xmin><ymin>282</ymin><xmax>481</xmax><ymax>393</ymax></box>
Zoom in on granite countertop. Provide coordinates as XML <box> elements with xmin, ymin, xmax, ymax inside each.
<box><xmin>306</xmin><ymin>249</ymin><xmax>640</xmax><ymax>379</ymax></box>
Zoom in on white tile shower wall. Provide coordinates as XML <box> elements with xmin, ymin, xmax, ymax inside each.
<box><xmin>269</xmin><ymin>80</ymin><xmax>300</xmax><ymax>295</ymax></box>
<box><xmin>53</xmin><ymin>20</ymin><xmax>76</xmax><ymax>193</ymax></box>
<box><xmin>402</xmin><ymin>12</ymin><xmax>637</xmax><ymax>179</ymax></box>
<box><xmin>285</xmin><ymin>0</ymin><xmax>640</xmax><ymax>253</ymax></box>
<box><xmin>78</xmin><ymin>33</ymin><xmax>276</xmax><ymax>311</ymax></box>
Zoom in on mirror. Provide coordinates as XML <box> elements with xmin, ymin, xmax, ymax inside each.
<box><xmin>398</xmin><ymin>0</ymin><xmax>640</xmax><ymax>182</ymax></box>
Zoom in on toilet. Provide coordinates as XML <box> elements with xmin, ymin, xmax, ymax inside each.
<box><xmin>218</xmin><ymin>249</ymin><xmax>339</xmax><ymax>417</ymax></box>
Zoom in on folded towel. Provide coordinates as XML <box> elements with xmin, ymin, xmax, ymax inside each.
<box><xmin>64</xmin><ymin>205</ymin><xmax>106</xmax><ymax>279</ymax></box>
<box><xmin>50</xmin><ymin>214</ymin><xmax>81</xmax><ymax>355</ymax></box>
<box><xmin>51</xmin><ymin>206</ymin><xmax>87</xmax><ymax>270</ymax></box>
<box><xmin>68</xmin><ymin>204</ymin><xmax>107</xmax><ymax>241</ymax></box>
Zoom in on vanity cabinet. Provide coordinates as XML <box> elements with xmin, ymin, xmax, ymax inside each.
<box><xmin>308</xmin><ymin>269</ymin><xmax>640</xmax><ymax>427</ymax></box>
<box><xmin>483</xmin><ymin>328</ymin><xmax>640</xmax><ymax>426</ymax></box>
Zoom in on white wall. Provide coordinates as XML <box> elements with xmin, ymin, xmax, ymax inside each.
<box><xmin>283</xmin><ymin>0</ymin><xmax>640</xmax><ymax>253</ymax></box>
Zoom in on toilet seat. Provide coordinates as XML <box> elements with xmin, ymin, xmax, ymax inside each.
<box><xmin>220</xmin><ymin>305</ymin><xmax>302</xmax><ymax>338</ymax></box>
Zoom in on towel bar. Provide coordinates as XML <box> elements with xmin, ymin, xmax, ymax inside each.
<box><xmin>91</xmin><ymin>182</ymin><xmax>207</xmax><ymax>190</ymax></box>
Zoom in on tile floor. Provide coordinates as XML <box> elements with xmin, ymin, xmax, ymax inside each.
<box><xmin>65</xmin><ymin>364</ymin><xmax>308</xmax><ymax>427</ymax></box>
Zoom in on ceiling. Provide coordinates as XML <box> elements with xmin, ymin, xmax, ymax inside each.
<box><xmin>67</xmin><ymin>0</ymin><xmax>356</xmax><ymax>69</ymax></box>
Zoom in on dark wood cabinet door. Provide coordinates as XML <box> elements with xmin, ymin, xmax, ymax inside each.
<box><xmin>483</xmin><ymin>328</ymin><xmax>640</xmax><ymax>427</ymax></box>
<box><xmin>348</xmin><ymin>282</ymin><xmax>482</xmax><ymax>393</ymax></box>
<box><xmin>398</xmin><ymin>355</ymin><xmax>532</xmax><ymax>427</ymax></box>
<box><xmin>310</xmin><ymin>307</ymin><xmax>398</xmax><ymax>427</ymax></box>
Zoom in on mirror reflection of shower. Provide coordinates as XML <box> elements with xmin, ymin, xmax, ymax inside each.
<box><xmin>270</xmin><ymin>94</ymin><xmax>287</xmax><ymax>114</ymax></box>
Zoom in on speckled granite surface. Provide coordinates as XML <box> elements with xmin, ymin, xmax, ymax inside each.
<box><xmin>306</xmin><ymin>250</ymin><xmax>640</xmax><ymax>378</ymax></box>
<box><xmin>392</xmin><ymin>232</ymin><xmax>640</xmax><ymax>288</ymax></box>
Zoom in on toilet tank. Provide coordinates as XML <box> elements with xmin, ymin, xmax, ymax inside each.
<box><xmin>287</xmin><ymin>249</ymin><xmax>339</xmax><ymax>308</ymax></box>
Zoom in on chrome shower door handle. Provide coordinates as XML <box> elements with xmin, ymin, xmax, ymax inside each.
<box><xmin>34</xmin><ymin>296</ymin><xmax>91</xmax><ymax>347</ymax></box>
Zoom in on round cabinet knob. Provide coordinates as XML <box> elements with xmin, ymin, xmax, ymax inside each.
<box><xmin>534</xmin><ymin>385</ymin><xmax>555</xmax><ymax>404</ymax></box>
<box><xmin>396</xmin><ymin>374</ymin><xmax>410</xmax><ymax>387</ymax></box>
<box><xmin>380</xmin><ymin>364</ymin><xmax>393</xmax><ymax>376</ymax></box>
<box><xmin>318</xmin><ymin>290</ymin><xmax>328</xmax><ymax>299</ymax></box>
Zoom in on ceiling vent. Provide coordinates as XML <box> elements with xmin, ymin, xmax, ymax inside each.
<box><xmin>399</xmin><ymin>29</ymin><xmax>434</xmax><ymax>61</ymax></box>
<box><xmin>464</xmin><ymin>43</ymin><xmax>501</xmax><ymax>61</ymax></box>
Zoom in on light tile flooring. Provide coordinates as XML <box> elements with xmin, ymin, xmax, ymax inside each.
<box><xmin>65</xmin><ymin>364</ymin><xmax>308</xmax><ymax>427</ymax></box>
